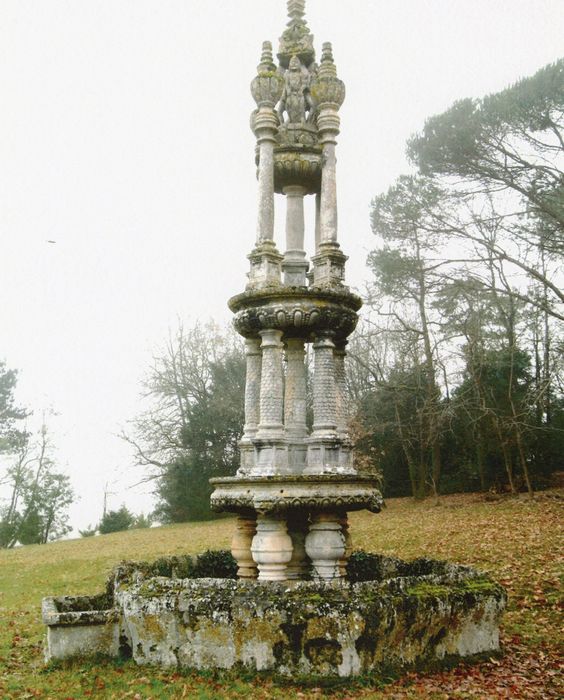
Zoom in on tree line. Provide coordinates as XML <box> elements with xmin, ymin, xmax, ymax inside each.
<box><xmin>0</xmin><ymin>367</ymin><xmax>74</xmax><ymax>547</ymax></box>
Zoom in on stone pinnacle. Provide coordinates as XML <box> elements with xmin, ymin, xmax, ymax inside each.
<box><xmin>287</xmin><ymin>0</ymin><xmax>306</xmax><ymax>21</ymax></box>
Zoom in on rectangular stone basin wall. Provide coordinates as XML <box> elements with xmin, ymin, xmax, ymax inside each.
<box><xmin>115</xmin><ymin>572</ymin><xmax>506</xmax><ymax>677</ymax></box>
<box><xmin>42</xmin><ymin>594</ymin><xmax>120</xmax><ymax>662</ymax></box>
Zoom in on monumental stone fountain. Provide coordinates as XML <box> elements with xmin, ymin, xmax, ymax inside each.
<box><xmin>42</xmin><ymin>0</ymin><xmax>506</xmax><ymax>678</ymax></box>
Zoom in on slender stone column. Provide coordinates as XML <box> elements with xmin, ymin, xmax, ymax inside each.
<box><xmin>314</xmin><ymin>192</ymin><xmax>321</xmax><ymax>253</ymax></box>
<box><xmin>284</xmin><ymin>338</ymin><xmax>307</xmax><ymax>438</ymax></box>
<box><xmin>248</xmin><ymin>41</ymin><xmax>284</xmax><ymax>289</ymax></box>
<box><xmin>255</xmin><ymin>121</ymin><xmax>277</xmax><ymax>245</ymax></box>
<box><xmin>257</xmin><ymin>329</ymin><xmax>285</xmax><ymax>438</ymax></box>
<box><xmin>334</xmin><ymin>341</ymin><xmax>349</xmax><ymax>440</ymax></box>
<box><xmin>319</xmin><ymin>140</ymin><xmax>338</xmax><ymax>245</ymax></box>
<box><xmin>311</xmin><ymin>42</ymin><xmax>347</xmax><ymax>286</ymax></box>
<box><xmin>311</xmin><ymin>332</ymin><xmax>338</xmax><ymax>437</ymax></box>
<box><xmin>282</xmin><ymin>185</ymin><xmax>308</xmax><ymax>286</ymax></box>
<box><xmin>243</xmin><ymin>338</ymin><xmax>262</xmax><ymax>439</ymax></box>
<box><xmin>251</xmin><ymin>515</ymin><xmax>293</xmax><ymax>581</ymax></box>
<box><xmin>231</xmin><ymin>514</ymin><xmax>258</xmax><ymax>579</ymax></box>
<box><xmin>305</xmin><ymin>511</ymin><xmax>346</xmax><ymax>580</ymax></box>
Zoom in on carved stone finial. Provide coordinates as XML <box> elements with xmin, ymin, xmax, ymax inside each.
<box><xmin>287</xmin><ymin>0</ymin><xmax>306</xmax><ymax>22</ymax></box>
<box><xmin>311</xmin><ymin>41</ymin><xmax>345</xmax><ymax>111</ymax></box>
<box><xmin>251</xmin><ymin>41</ymin><xmax>284</xmax><ymax>110</ymax></box>
<box><xmin>258</xmin><ymin>41</ymin><xmax>276</xmax><ymax>73</ymax></box>
<box><xmin>318</xmin><ymin>42</ymin><xmax>337</xmax><ymax>79</ymax></box>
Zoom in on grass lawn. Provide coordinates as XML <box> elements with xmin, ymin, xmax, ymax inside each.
<box><xmin>0</xmin><ymin>491</ymin><xmax>562</xmax><ymax>699</ymax></box>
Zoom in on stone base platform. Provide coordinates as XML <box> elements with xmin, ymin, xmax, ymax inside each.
<box><xmin>43</xmin><ymin>556</ymin><xmax>506</xmax><ymax>677</ymax></box>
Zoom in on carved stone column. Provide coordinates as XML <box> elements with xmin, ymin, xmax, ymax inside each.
<box><xmin>311</xmin><ymin>43</ymin><xmax>347</xmax><ymax>286</ymax></box>
<box><xmin>238</xmin><ymin>338</ymin><xmax>262</xmax><ymax>475</ymax></box>
<box><xmin>314</xmin><ymin>192</ymin><xmax>321</xmax><ymax>253</ymax></box>
<box><xmin>319</xmin><ymin>139</ymin><xmax>338</xmax><ymax>246</ymax></box>
<box><xmin>284</xmin><ymin>338</ymin><xmax>307</xmax><ymax>439</ymax></box>
<box><xmin>251</xmin><ymin>515</ymin><xmax>293</xmax><ymax>581</ymax></box>
<box><xmin>334</xmin><ymin>341</ymin><xmax>349</xmax><ymax>440</ymax></box>
<box><xmin>248</xmin><ymin>41</ymin><xmax>284</xmax><ymax>289</ymax></box>
<box><xmin>231</xmin><ymin>514</ymin><xmax>258</xmax><ymax>579</ymax></box>
<box><xmin>311</xmin><ymin>332</ymin><xmax>338</xmax><ymax>437</ymax></box>
<box><xmin>257</xmin><ymin>329</ymin><xmax>285</xmax><ymax>439</ymax></box>
<box><xmin>243</xmin><ymin>338</ymin><xmax>262</xmax><ymax>439</ymax></box>
<box><xmin>282</xmin><ymin>185</ymin><xmax>308</xmax><ymax>286</ymax></box>
<box><xmin>305</xmin><ymin>511</ymin><xmax>346</xmax><ymax>580</ymax></box>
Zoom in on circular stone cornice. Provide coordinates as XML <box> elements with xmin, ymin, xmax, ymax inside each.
<box><xmin>209</xmin><ymin>474</ymin><xmax>383</xmax><ymax>515</ymax></box>
<box><xmin>229</xmin><ymin>287</ymin><xmax>362</xmax><ymax>340</ymax></box>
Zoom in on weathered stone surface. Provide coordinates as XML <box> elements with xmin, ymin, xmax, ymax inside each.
<box><xmin>42</xmin><ymin>595</ymin><xmax>119</xmax><ymax>662</ymax></box>
<box><xmin>110</xmin><ymin>557</ymin><xmax>506</xmax><ymax>677</ymax></box>
<box><xmin>209</xmin><ymin>474</ymin><xmax>383</xmax><ymax>515</ymax></box>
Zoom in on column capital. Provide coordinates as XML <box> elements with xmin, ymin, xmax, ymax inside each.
<box><xmin>245</xmin><ymin>337</ymin><xmax>262</xmax><ymax>356</ymax></box>
<box><xmin>282</xmin><ymin>184</ymin><xmax>308</xmax><ymax>197</ymax></box>
<box><xmin>259</xmin><ymin>328</ymin><xmax>284</xmax><ymax>347</ymax></box>
<box><xmin>313</xmin><ymin>331</ymin><xmax>336</xmax><ymax>349</ymax></box>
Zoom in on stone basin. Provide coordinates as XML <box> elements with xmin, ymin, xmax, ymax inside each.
<box><xmin>42</xmin><ymin>593</ymin><xmax>120</xmax><ymax>661</ymax></box>
<box><xmin>42</xmin><ymin>555</ymin><xmax>506</xmax><ymax>677</ymax></box>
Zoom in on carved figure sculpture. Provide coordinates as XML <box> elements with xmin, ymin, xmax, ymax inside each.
<box><xmin>278</xmin><ymin>55</ymin><xmax>315</xmax><ymax>124</ymax></box>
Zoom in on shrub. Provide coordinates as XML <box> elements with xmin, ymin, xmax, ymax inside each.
<box><xmin>98</xmin><ymin>505</ymin><xmax>134</xmax><ymax>535</ymax></box>
<box><xmin>190</xmin><ymin>549</ymin><xmax>237</xmax><ymax>579</ymax></box>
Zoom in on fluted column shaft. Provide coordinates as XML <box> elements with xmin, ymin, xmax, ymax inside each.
<box><xmin>243</xmin><ymin>338</ymin><xmax>262</xmax><ymax>439</ymax></box>
<box><xmin>284</xmin><ymin>338</ymin><xmax>307</xmax><ymax>438</ymax></box>
<box><xmin>312</xmin><ymin>333</ymin><xmax>338</xmax><ymax>436</ymax></box>
<box><xmin>258</xmin><ymin>329</ymin><xmax>285</xmax><ymax>437</ymax></box>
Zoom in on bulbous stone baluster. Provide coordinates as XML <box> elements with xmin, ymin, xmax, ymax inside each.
<box><xmin>305</xmin><ymin>511</ymin><xmax>346</xmax><ymax>580</ymax></box>
<box><xmin>286</xmin><ymin>513</ymin><xmax>310</xmax><ymax>580</ymax></box>
<box><xmin>231</xmin><ymin>514</ymin><xmax>258</xmax><ymax>579</ymax></box>
<box><xmin>338</xmin><ymin>513</ymin><xmax>352</xmax><ymax>577</ymax></box>
<box><xmin>251</xmin><ymin>515</ymin><xmax>293</xmax><ymax>581</ymax></box>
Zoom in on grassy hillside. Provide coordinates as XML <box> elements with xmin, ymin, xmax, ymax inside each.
<box><xmin>0</xmin><ymin>492</ymin><xmax>562</xmax><ymax>699</ymax></box>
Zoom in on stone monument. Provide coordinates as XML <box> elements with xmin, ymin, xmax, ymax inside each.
<box><xmin>209</xmin><ymin>0</ymin><xmax>382</xmax><ymax>583</ymax></box>
<box><xmin>42</xmin><ymin>1</ymin><xmax>506</xmax><ymax>677</ymax></box>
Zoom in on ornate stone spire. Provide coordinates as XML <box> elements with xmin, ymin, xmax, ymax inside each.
<box><xmin>278</xmin><ymin>0</ymin><xmax>314</xmax><ymax>68</ymax></box>
<box><xmin>287</xmin><ymin>0</ymin><xmax>306</xmax><ymax>22</ymax></box>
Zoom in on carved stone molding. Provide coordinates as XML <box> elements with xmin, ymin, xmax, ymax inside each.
<box><xmin>229</xmin><ymin>287</ymin><xmax>361</xmax><ymax>341</ymax></box>
<box><xmin>209</xmin><ymin>474</ymin><xmax>383</xmax><ymax>515</ymax></box>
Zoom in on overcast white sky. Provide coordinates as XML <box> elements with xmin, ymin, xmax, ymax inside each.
<box><xmin>1</xmin><ymin>0</ymin><xmax>562</xmax><ymax>534</ymax></box>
